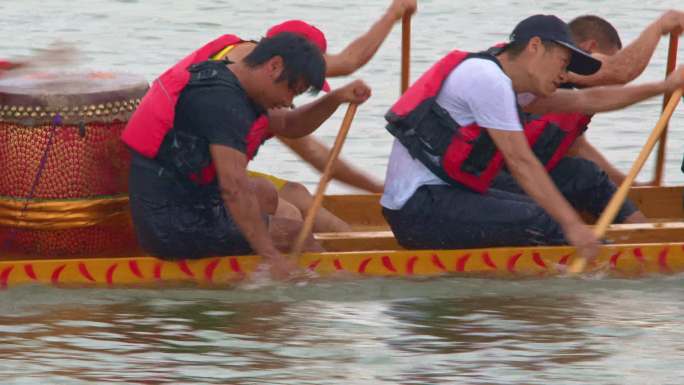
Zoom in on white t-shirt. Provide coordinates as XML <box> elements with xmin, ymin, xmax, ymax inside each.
<box><xmin>381</xmin><ymin>58</ymin><xmax>534</xmax><ymax>210</ymax></box>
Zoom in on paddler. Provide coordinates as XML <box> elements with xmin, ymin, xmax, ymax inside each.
<box><xmin>123</xmin><ymin>32</ymin><xmax>370</xmax><ymax>278</ymax></box>
<box><xmin>246</xmin><ymin>0</ymin><xmax>416</xmax><ymax>233</ymax></box>
<box><xmin>380</xmin><ymin>14</ymin><xmax>684</xmax><ymax>261</ymax></box>
<box><xmin>491</xmin><ymin>11</ymin><xmax>684</xmax><ymax>224</ymax></box>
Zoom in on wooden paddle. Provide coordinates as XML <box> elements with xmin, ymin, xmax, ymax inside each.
<box><xmin>401</xmin><ymin>13</ymin><xmax>411</xmax><ymax>93</ymax></box>
<box><xmin>568</xmin><ymin>87</ymin><xmax>684</xmax><ymax>273</ymax></box>
<box><xmin>1</xmin><ymin>41</ymin><xmax>79</xmax><ymax>76</ymax></box>
<box><xmin>653</xmin><ymin>33</ymin><xmax>679</xmax><ymax>185</ymax></box>
<box><xmin>289</xmin><ymin>103</ymin><xmax>359</xmax><ymax>258</ymax></box>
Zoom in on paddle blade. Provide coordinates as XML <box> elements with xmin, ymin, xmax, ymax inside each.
<box><xmin>567</xmin><ymin>257</ymin><xmax>587</xmax><ymax>274</ymax></box>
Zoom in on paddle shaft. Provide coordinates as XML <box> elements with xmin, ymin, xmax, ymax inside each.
<box><xmin>653</xmin><ymin>33</ymin><xmax>679</xmax><ymax>185</ymax></box>
<box><xmin>569</xmin><ymin>88</ymin><xmax>684</xmax><ymax>273</ymax></box>
<box><xmin>290</xmin><ymin>104</ymin><xmax>358</xmax><ymax>257</ymax></box>
<box><xmin>401</xmin><ymin>14</ymin><xmax>411</xmax><ymax>93</ymax></box>
<box><xmin>596</xmin><ymin>88</ymin><xmax>683</xmax><ymax>235</ymax></box>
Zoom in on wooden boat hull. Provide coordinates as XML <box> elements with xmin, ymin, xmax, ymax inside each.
<box><xmin>0</xmin><ymin>185</ymin><xmax>682</xmax><ymax>288</ymax></box>
<box><xmin>1</xmin><ymin>241</ymin><xmax>683</xmax><ymax>288</ymax></box>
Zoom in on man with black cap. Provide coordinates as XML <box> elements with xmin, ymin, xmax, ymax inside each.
<box><xmin>490</xmin><ymin>11</ymin><xmax>684</xmax><ymax>226</ymax></box>
<box><xmin>381</xmin><ymin>14</ymin><xmax>684</xmax><ymax>260</ymax></box>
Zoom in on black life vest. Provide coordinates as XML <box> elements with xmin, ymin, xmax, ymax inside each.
<box><xmin>524</xmin><ymin>111</ymin><xmax>591</xmax><ymax>171</ymax></box>
<box><xmin>385</xmin><ymin>49</ymin><xmax>514</xmax><ymax>193</ymax></box>
<box><xmin>386</xmin><ymin>48</ymin><xmax>592</xmax><ymax>193</ymax></box>
<box><xmin>158</xmin><ymin>60</ymin><xmax>271</xmax><ymax>185</ymax></box>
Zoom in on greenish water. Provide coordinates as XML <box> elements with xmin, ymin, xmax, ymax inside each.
<box><xmin>2</xmin><ymin>0</ymin><xmax>684</xmax><ymax>383</ymax></box>
<box><xmin>1</xmin><ymin>0</ymin><xmax>683</xmax><ymax>192</ymax></box>
<box><xmin>1</xmin><ymin>276</ymin><xmax>684</xmax><ymax>384</ymax></box>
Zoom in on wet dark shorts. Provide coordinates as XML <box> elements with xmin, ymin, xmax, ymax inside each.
<box><xmin>382</xmin><ymin>157</ymin><xmax>637</xmax><ymax>250</ymax></box>
<box><xmin>128</xmin><ymin>153</ymin><xmax>260</xmax><ymax>259</ymax></box>
<box><xmin>383</xmin><ymin>184</ymin><xmax>566</xmax><ymax>250</ymax></box>
<box><xmin>492</xmin><ymin>157</ymin><xmax>638</xmax><ymax>222</ymax></box>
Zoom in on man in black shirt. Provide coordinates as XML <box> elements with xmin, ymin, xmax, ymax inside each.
<box><xmin>128</xmin><ymin>33</ymin><xmax>371</xmax><ymax>278</ymax></box>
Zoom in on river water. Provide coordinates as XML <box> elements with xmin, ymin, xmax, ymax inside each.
<box><xmin>1</xmin><ymin>0</ymin><xmax>684</xmax><ymax>383</ymax></box>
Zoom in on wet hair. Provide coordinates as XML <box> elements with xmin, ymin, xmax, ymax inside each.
<box><xmin>569</xmin><ymin>15</ymin><xmax>622</xmax><ymax>51</ymax></box>
<box><xmin>503</xmin><ymin>38</ymin><xmax>561</xmax><ymax>58</ymax></box>
<box><xmin>243</xmin><ymin>32</ymin><xmax>326</xmax><ymax>93</ymax></box>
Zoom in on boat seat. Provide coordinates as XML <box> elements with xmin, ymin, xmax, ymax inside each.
<box><xmin>315</xmin><ymin>221</ymin><xmax>684</xmax><ymax>252</ymax></box>
<box><xmin>315</xmin><ymin>230</ymin><xmax>401</xmax><ymax>251</ymax></box>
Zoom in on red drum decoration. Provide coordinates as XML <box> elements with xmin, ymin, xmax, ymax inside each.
<box><xmin>0</xmin><ymin>72</ymin><xmax>148</xmax><ymax>257</ymax></box>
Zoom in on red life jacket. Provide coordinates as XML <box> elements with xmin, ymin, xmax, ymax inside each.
<box><xmin>386</xmin><ymin>49</ymin><xmax>592</xmax><ymax>193</ymax></box>
<box><xmin>386</xmin><ymin>49</ymin><xmax>510</xmax><ymax>193</ymax></box>
<box><xmin>122</xmin><ymin>35</ymin><xmax>273</xmax><ymax>184</ymax></box>
<box><xmin>524</xmin><ymin>112</ymin><xmax>592</xmax><ymax>171</ymax></box>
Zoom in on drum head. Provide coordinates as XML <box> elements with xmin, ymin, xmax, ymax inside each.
<box><xmin>0</xmin><ymin>71</ymin><xmax>148</xmax><ymax>124</ymax></box>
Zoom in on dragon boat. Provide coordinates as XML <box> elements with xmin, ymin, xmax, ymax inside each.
<box><xmin>0</xmin><ymin>186</ymin><xmax>683</xmax><ymax>288</ymax></box>
<box><xmin>1</xmin><ymin>57</ymin><xmax>683</xmax><ymax>288</ymax></box>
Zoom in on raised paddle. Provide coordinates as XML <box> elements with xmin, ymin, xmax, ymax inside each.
<box><xmin>568</xmin><ymin>87</ymin><xmax>684</xmax><ymax>274</ymax></box>
<box><xmin>1</xmin><ymin>41</ymin><xmax>79</xmax><ymax>76</ymax></box>
<box><xmin>401</xmin><ymin>13</ymin><xmax>411</xmax><ymax>93</ymax></box>
<box><xmin>289</xmin><ymin>103</ymin><xmax>359</xmax><ymax>258</ymax></box>
<box><xmin>653</xmin><ymin>33</ymin><xmax>679</xmax><ymax>185</ymax></box>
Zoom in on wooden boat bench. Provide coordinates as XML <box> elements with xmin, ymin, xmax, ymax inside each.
<box><xmin>315</xmin><ymin>221</ymin><xmax>684</xmax><ymax>252</ymax></box>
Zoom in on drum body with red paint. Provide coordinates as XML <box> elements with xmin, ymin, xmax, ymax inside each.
<box><xmin>0</xmin><ymin>72</ymin><xmax>148</xmax><ymax>257</ymax></box>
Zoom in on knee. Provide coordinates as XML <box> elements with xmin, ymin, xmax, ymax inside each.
<box><xmin>282</xmin><ymin>181</ymin><xmax>311</xmax><ymax>197</ymax></box>
<box><xmin>558</xmin><ymin>157</ymin><xmax>611</xmax><ymax>191</ymax></box>
<box><xmin>565</xmin><ymin>157</ymin><xmax>606</xmax><ymax>178</ymax></box>
<box><xmin>576</xmin><ymin>157</ymin><xmax>604</xmax><ymax>175</ymax></box>
<box><xmin>275</xmin><ymin>198</ymin><xmax>303</xmax><ymax>221</ymax></box>
<box><xmin>280</xmin><ymin>181</ymin><xmax>313</xmax><ymax>208</ymax></box>
<box><xmin>269</xmin><ymin>217</ymin><xmax>320</xmax><ymax>252</ymax></box>
<box><xmin>249</xmin><ymin>177</ymin><xmax>278</xmax><ymax>215</ymax></box>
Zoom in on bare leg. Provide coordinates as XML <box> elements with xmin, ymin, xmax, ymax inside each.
<box><xmin>279</xmin><ymin>181</ymin><xmax>352</xmax><ymax>232</ymax></box>
<box><xmin>248</xmin><ymin>176</ymin><xmax>279</xmax><ymax>216</ymax></box>
<box><xmin>268</xmin><ymin>217</ymin><xmax>324</xmax><ymax>253</ymax></box>
<box><xmin>275</xmin><ymin>198</ymin><xmax>303</xmax><ymax>221</ymax></box>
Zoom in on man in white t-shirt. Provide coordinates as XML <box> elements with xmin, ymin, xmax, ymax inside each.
<box><xmin>491</xmin><ymin>12</ymin><xmax>684</xmax><ymax>225</ymax></box>
<box><xmin>381</xmin><ymin>14</ymin><xmax>684</xmax><ymax>261</ymax></box>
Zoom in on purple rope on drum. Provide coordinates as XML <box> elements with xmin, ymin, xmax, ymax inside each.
<box><xmin>1</xmin><ymin>113</ymin><xmax>62</xmax><ymax>252</ymax></box>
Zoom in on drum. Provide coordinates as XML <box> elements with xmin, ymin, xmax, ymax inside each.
<box><xmin>0</xmin><ymin>72</ymin><xmax>148</xmax><ymax>258</ymax></box>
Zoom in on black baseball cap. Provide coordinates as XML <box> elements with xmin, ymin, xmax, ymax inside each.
<box><xmin>509</xmin><ymin>14</ymin><xmax>602</xmax><ymax>75</ymax></box>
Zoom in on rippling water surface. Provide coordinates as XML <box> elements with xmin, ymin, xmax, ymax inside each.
<box><xmin>2</xmin><ymin>277</ymin><xmax>684</xmax><ymax>384</ymax></box>
<box><xmin>2</xmin><ymin>0</ymin><xmax>684</xmax><ymax>383</ymax></box>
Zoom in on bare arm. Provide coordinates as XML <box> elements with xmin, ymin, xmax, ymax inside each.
<box><xmin>568</xmin><ymin>11</ymin><xmax>676</xmax><ymax>87</ymax></box>
<box><xmin>210</xmin><ymin>144</ymin><xmax>282</xmax><ymax>260</ymax></box>
<box><xmin>325</xmin><ymin>0</ymin><xmax>416</xmax><ymax>76</ymax></box>
<box><xmin>569</xmin><ymin>136</ymin><xmax>629</xmax><ymax>185</ymax></box>
<box><xmin>268</xmin><ymin>79</ymin><xmax>371</xmax><ymax>138</ymax></box>
<box><xmin>487</xmin><ymin>128</ymin><xmax>599</xmax><ymax>259</ymax></box>
<box><xmin>278</xmin><ymin>135</ymin><xmax>384</xmax><ymax>193</ymax></box>
<box><xmin>525</xmin><ymin>66</ymin><xmax>684</xmax><ymax>115</ymax></box>
<box><xmin>567</xmin><ymin>10</ymin><xmax>684</xmax><ymax>86</ymax></box>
